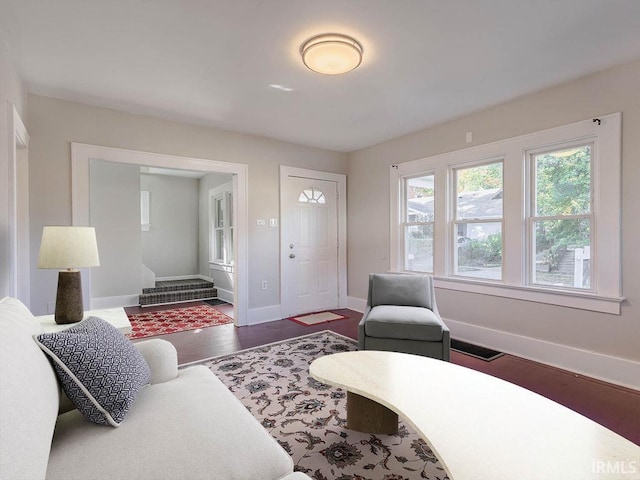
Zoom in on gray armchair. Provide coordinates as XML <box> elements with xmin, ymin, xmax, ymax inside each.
<box><xmin>358</xmin><ymin>273</ymin><xmax>450</xmax><ymax>361</ymax></box>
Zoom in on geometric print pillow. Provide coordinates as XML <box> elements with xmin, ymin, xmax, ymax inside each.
<box><xmin>34</xmin><ymin>316</ymin><xmax>151</xmax><ymax>427</ymax></box>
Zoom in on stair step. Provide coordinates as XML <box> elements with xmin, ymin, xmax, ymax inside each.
<box><xmin>139</xmin><ymin>287</ymin><xmax>217</xmax><ymax>306</ymax></box>
<box><xmin>143</xmin><ymin>279</ymin><xmax>214</xmax><ymax>294</ymax></box>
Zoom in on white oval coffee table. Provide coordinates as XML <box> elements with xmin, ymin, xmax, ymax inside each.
<box><xmin>309</xmin><ymin>350</ymin><xmax>640</xmax><ymax>480</ymax></box>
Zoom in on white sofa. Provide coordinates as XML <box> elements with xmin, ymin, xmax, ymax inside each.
<box><xmin>0</xmin><ymin>297</ymin><xmax>311</xmax><ymax>480</ymax></box>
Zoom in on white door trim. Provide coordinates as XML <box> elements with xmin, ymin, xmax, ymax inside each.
<box><xmin>8</xmin><ymin>103</ymin><xmax>30</xmax><ymax>306</ymax></box>
<box><xmin>71</xmin><ymin>142</ymin><xmax>249</xmax><ymax>326</ymax></box>
<box><xmin>279</xmin><ymin>166</ymin><xmax>347</xmax><ymax>314</ymax></box>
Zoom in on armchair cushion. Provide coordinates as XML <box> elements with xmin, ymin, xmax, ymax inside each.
<box><xmin>370</xmin><ymin>273</ymin><xmax>434</xmax><ymax>310</ymax></box>
<box><xmin>365</xmin><ymin>305</ymin><xmax>444</xmax><ymax>341</ymax></box>
<box><xmin>35</xmin><ymin>316</ymin><xmax>151</xmax><ymax>427</ymax></box>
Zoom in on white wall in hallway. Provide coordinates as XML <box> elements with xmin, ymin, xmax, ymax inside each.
<box><xmin>89</xmin><ymin>160</ymin><xmax>142</xmax><ymax>299</ymax></box>
<box><xmin>141</xmin><ymin>173</ymin><xmax>199</xmax><ymax>277</ymax></box>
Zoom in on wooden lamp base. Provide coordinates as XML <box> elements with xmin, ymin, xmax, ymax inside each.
<box><xmin>55</xmin><ymin>270</ymin><xmax>84</xmax><ymax>324</ymax></box>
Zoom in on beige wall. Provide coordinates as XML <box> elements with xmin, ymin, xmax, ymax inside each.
<box><xmin>0</xmin><ymin>40</ymin><xmax>27</xmax><ymax>298</ymax></box>
<box><xmin>347</xmin><ymin>60</ymin><xmax>640</xmax><ymax>364</ymax></box>
<box><xmin>27</xmin><ymin>94</ymin><xmax>347</xmax><ymax>315</ymax></box>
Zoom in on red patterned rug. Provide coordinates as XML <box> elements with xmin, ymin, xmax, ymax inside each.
<box><xmin>127</xmin><ymin>304</ymin><xmax>233</xmax><ymax>339</ymax></box>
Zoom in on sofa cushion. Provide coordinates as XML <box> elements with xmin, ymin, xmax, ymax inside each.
<box><xmin>0</xmin><ymin>297</ymin><xmax>59</xmax><ymax>480</ymax></box>
<box><xmin>46</xmin><ymin>366</ymin><xmax>295</xmax><ymax>480</ymax></box>
<box><xmin>365</xmin><ymin>305</ymin><xmax>444</xmax><ymax>341</ymax></box>
<box><xmin>35</xmin><ymin>316</ymin><xmax>151</xmax><ymax>427</ymax></box>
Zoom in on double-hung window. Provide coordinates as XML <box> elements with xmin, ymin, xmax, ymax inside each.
<box><xmin>390</xmin><ymin>113</ymin><xmax>622</xmax><ymax>314</ymax></box>
<box><xmin>528</xmin><ymin>145</ymin><xmax>592</xmax><ymax>289</ymax></box>
<box><xmin>209</xmin><ymin>185</ymin><xmax>233</xmax><ymax>266</ymax></box>
<box><xmin>453</xmin><ymin>161</ymin><xmax>503</xmax><ymax>280</ymax></box>
<box><xmin>402</xmin><ymin>174</ymin><xmax>435</xmax><ymax>272</ymax></box>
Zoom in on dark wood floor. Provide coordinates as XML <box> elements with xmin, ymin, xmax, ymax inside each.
<box><xmin>126</xmin><ymin>302</ymin><xmax>640</xmax><ymax>446</ymax></box>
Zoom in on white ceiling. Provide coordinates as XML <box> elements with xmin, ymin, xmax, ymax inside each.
<box><xmin>2</xmin><ymin>0</ymin><xmax>640</xmax><ymax>152</ymax></box>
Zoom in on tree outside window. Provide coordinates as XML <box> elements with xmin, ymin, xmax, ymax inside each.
<box><xmin>530</xmin><ymin>145</ymin><xmax>592</xmax><ymax>289</ymax></box>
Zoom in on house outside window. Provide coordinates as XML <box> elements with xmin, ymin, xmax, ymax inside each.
<box><xmin>403</xmin><ymin>174</ymin><xmax>434</xmax><ymax>272</ymax></box>
<box><xmin>453</xmin><ymin>161</ymin><xmax>503</xmax><ymax>280</ymax></box>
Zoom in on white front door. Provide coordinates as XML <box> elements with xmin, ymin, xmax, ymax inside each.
<box><xmin>281</xmin><ymin>175</ymin><xmax>339</xmax><ymax>316</ymax></box>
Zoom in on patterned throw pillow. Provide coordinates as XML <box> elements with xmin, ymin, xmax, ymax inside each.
<box><xmin>35</xmin><ymin>316</ymin><xmax>151</xmax><ymax>427</ymax></box>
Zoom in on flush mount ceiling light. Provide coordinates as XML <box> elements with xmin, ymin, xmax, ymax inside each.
<box><xmin>300</xmin><ymin>33</ymin><xmax>363</xmax><ymax>75</ymax></box>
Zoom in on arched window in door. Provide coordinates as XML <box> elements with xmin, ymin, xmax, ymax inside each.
<box><xmin>298</xmin><ymin>187</ymin><xmax>326</xmax><ymax>204</ymax></box>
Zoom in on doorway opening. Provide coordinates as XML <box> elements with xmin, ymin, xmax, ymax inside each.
<box><xmin>71</xmin><ymin>143</ymin><xmax>248</xmax><ymax>326</ymax></box>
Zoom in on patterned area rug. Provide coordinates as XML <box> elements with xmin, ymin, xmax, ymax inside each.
<box><xmin>201</xmin><ymin>331</ymin><xmax>449</xmax><ymax>480</ymax></box>
<box><xmin>127</xmin><ymin>304</ymin><xmax>233</xmax><ymax>339</ymax></box>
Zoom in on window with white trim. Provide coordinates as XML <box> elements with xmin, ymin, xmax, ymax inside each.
<box><xmin>453</xmin><ymin>161</ymin><xmax>503</xmax><ymax>280</ymax></box>
<box><xmin>528</xmin><ymin>144</ymin><xmax>592</xmax><ymax>289</ymax></box>
<box><xmin>402</xmin><ymin>174</ymin><xmax>435</xmax><ymax>272</ymax></box>
<box><xmin>209</xmin><ymin>186</ymin><xmax>233</xmax><ymax>265</ymax></box>
<box><xmin>390</xmin><ymin>114</ymin><xmax>623</xmax><ymax>314</ymax></box>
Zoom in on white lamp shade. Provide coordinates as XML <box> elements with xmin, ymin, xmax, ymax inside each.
<box><xmin>38</xmin><ymin>226</ymin><xmax>100</xmax><ymax>269</ymax></box>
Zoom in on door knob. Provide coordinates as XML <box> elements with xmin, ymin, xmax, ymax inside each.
<box><xmin>289</xmin><ymin>253</ymin><xmax>296</xmax><ymax>258</ymax></box>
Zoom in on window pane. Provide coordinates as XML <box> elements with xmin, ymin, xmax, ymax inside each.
<box><xmin>535</xmin><ymin>145</ymin><xmax>591</xmax><ymax>216</ymax></box>
<box><xmin>532</xmin><ymin>218</ymin><xmax>590</xmax><ymax>288</ymax></box>
<box><xmin>298</xmin><ymin>187</ymin><xmax>326</xmax><ymax>204</ymax></box>
<box><xmin>406</xmin><ymin>174</ymin><xmax>434</xmax><ymax>222</ymax></box>
<box><xmin>456</xmin><ymin>223</ymin><xmax>502</xmax><ymax>280</ymax></box>
<box><xmin>228</xmin><ymin>193</ymin><xmax>233</xmax><ymax>227</ymax></box>
<box><xmin>215</xmin><ymin>198</ymin><xmax>223</xmax><ymax>228</ymax></box>
<box><xmin>405</xmin><ymin>224</ymin><xmax>433</xmax><ymax>272</ymax></box>
<box><xmin>456</xmin><ymin>163</ymin><xmax>503</xmax><ymax>219</ymax></box>
<box><xmin>229</xmin><ymin>227</ymin><xmax>234</xmax><ymax>263</ymax></box>
<box><xmin>215</xmin><ymin>230</ymin><xmax>224</xmax><ymax>260</ymax></box>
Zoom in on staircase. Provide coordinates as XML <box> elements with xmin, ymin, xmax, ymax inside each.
<box><xmin>139</xmin><ymin>278</ymin><xmax>217</xmax><ymax>306</ymax></box>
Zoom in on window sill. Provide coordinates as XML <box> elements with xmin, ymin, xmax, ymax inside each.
<box><xmin>209</xmin><ymin>262</ymin><xmax>233</xmax><ymax>273</ymax></box>
<box><xmin>429</xmin><ymin>276</ymin><xmax>624</xmax><ymax>315</ymax></box>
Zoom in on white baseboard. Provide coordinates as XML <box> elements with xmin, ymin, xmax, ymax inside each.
<box><xmin>90</xmin><ymin>294</ymin><xmax>139</xmax><ymax>309</ymax></box>
<box><xmin>215</xmin><ymin>287</ymin><xmax>234</xmax><ymax>304</ymax></box>
<box><xmin>444</xmin><ymin>317</ymin><xmax>640</xmax><ymax>390</ymax></box>
<box><xmin>347</xmin><ymin>296</ymin><xmax>367</xmax><ymax>313</ymax></box>
<box><xmin>347</xmin><ymin>295</ymin><xmax>639</xmax><ymax>390</ymax></box>
<box><xmin>247</xmin><ymin>304</ymin><xmax>283</xmax><ymax>325</ymax></box>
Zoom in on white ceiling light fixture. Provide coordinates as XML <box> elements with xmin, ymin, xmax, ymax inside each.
<box><xmin>300</xmin><ymin>33</ymin><xmax>363</xmax><ymax>75</ymax></box>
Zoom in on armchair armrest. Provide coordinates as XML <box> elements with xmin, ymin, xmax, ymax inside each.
<box><xmin>134</xmin><ymin>339</ymin><xmax>178</xmax><ymax>384</ymax></box>
<box><xmin>358</xmin><ymin>306</ymin><xmax>371</xmax><ymax>350</ymax></box>
<box><xmin>441</xmin><ymin>324</ymin><xmax>451</xmax><ymax>362</ymax></box>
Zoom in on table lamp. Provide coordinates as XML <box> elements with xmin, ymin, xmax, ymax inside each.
<box><xmin>37</xmin><ymin>226</ymin><xmax>100</xmax><ymax>324</ymax></box>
